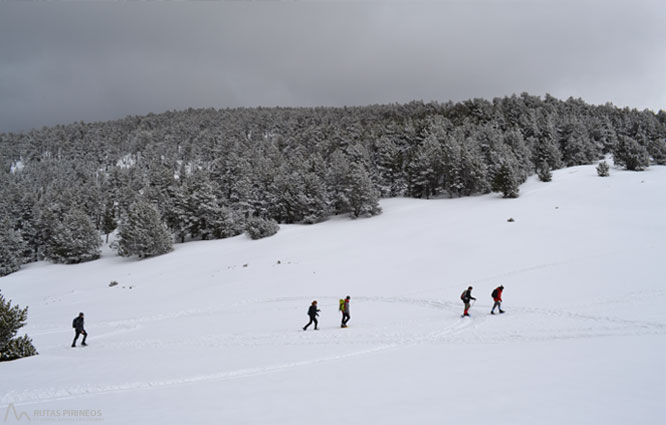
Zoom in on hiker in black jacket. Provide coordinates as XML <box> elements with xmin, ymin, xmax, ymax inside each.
<box><xmin>72</xmin><ymin>312</ymin><xmax>88</xmax><ymax>347</ymax></box>
<box><xmin>303</xmin><ymin>301</ymin><xmax>320</xmax><ymax>331</ymax></box>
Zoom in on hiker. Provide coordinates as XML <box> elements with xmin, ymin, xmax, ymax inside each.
<box><xmin>491</xmin><ymin>285</ymin><xmax>505</xmax><ymax>314</ymax></box>
<box><xmin>341</xmin><ymin>296</ymin><xmax>351</xmax><ymax>328</ymax></box>
<box><xmin>303</xmin><ymin>301</ymin><xmax>320</xmax><ymax>331</ymax></box>
<box><xmin>72</xmin><ymin>312</ymin><xmax>88</xmax><ymax>347</ymax></box>
<box><xmin>460</xmin><ymin>286</ymin><xmax>476</xmax><ymax>317</ymax></box>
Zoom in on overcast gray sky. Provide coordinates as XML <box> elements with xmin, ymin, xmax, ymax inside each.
<box><xmin>1</xmin><ymin>0</ymin><xmax>665</xmax><ymax>133</ymax></box>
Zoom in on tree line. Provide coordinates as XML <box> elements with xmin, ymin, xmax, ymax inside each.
<box><xmin>1</xmin><ymin>93</ymin><xmax>665</xmax><ymax>275</ymax></box>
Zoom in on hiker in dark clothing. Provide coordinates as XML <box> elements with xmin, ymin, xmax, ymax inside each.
<box><xmin>303</xmin><ymin>301</ymin><xmax>320</xmax><ymax>331</ymax></box>
<box><xmin>491</xmin><ymin>285</ymin><xmax>505</xmax><ymax>314</ymax></box>
<box><xmin>341</xmin><ymin>296</ymin><xmax>351</xmax><ymax>328</ymax></box>
<box><xmin>72</xmin><ymin>312</ymin><xmax>88</xmax><ymax>347</ymax></box>
<box><xmin>460</xmin><ymin>286</ymin><xmax>476</xmax><ymax>317</ymax></box>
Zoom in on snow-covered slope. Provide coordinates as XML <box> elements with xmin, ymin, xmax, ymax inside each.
<box><xmin>2</xmin><ymin>163</ymin><xmax>665</xmax><ymax>425</ymax></box>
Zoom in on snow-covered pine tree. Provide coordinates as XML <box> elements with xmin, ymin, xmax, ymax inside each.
<box><xmin>612</xmin><ymin>135</ymin><xmax>649</xmax><ymax>171</ymax></box>
<box><xmin>492</xmin><ymin>162</ymin><xmax>520</xmax><ymax>198</ymax></box>
<box><xmin>273</xmin><ymin>168</ymin><xmax>307</xmax><ymax>224</ymax></box>
<box><xmin>212</xmin><ymin>206</ymin><xmax>245</xmax><ymax>239</ymax></box>
<box><xmin>0</xmin><ymin>219</ymin><xmax>28</xmax><ymax>276</ymax></box>
<box><xmin>45</xmin><ymin>209</ymin><xmax>102</xmax><ymax>264</ymax></box>
<box><xmin>503</xmin><ymin>129</ymin><xmax>533</xmax><ymax>181</ymax></box>
<box><xmin>373</xmin><ymin>136</ymin><xmax>405</xmax><ymax>197</ymax></box>
<box><xmin>0</xmin><ymin>290</ymin><xmax>38</xmax><ymax>362</ymax></box>
<box><xmin>558</xmin><ymin>118</ymin><xmax>596</xmax><ymax>166</ymax></box>
<box><xmin>186</xmin><ymin>171</ymin><xmax>222</xmax><ymax>240</ymax></box>
<box><xmin>301</xmin><ymin>171</ymin><xmax>330</xmax><ymax>224</ymax></box>
<box><xmin>164</xmin><ymin>182</ymin><xmax>190</xmax><ymax>243</ymax></box>
<box><xmin>533</xmin><ymin>114</ymin><xmax>563</xmax><ymax>170</ymax></box>
<box><xmin>441</xmin><ymin>130</ymin><xmax>490</xmax><ymax>197</ymax></box>
<box><xmin>326</xmin><ymin>150</ymin><xmax>352</xmax><ymax>215</ymax></box>
<box><xmin>116</xmin><ymin>200</ymin><xmax>173</xmax><ymax>258</ymax></box>
<box><xmin>101</xmin><ymin>200</ymin><xmax>117</xmax><ymax>243</ymax></box>
<box><xmin>596</xmin><ymin>161</ymin><xmax>610</xmax><ymax>177</ymax></box>
<box><xmin>245</xmin><ymin>217</ymin><xmax>280</xmax><ymax>240</ymax></box>
<box><xmin>537</xmin><ymin>160</ymin><xmax>552</xmax><ymax>182</ymax></box>
<box><xmin>407</xmin><ymin>134</ymin><xmax>443</xmax><ymax>199</ymax></box>
<box><xmin>457</xmin><ymin>142</ymin><xmax>490</xmax><ymax>195</ymax></box>
<box><xmin>646</xmin><ymin>137</ymin><xmax>666</xmax><ymax>165</ymax></box>
<box><xmin>348</xmin><ymin>163</ymin><xmax>382</xmax><ymax>218</ymax></box>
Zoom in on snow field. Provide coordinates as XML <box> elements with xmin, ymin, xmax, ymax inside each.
<box><xmin>1</xmin><ymin>163</ymin><xmax>665</xmax><ymax>424</ymax></box>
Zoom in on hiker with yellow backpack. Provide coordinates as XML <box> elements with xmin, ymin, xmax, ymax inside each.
<box><xmin>340</xmin><ymin>296</ymin><xmax>351</xmax><ymax>328</ymax></box>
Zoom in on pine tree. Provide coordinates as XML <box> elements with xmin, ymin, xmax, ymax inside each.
<box><xmin>348</xmin><ymin>163</ymin><xmax>382</xmax><ymax>218</ymax></box>
<box><xmin>374</xmin><ymin>136</ymin><xmax>406</xmax><ymax>197</ymax></box>
<box><xmin>212</xmin><ymin>207</ymin><xmax>245</xmax><ymax>239</ymax></box>
<box><xmin>0</xmin><ymin>290</ymin><xmax>38</xmax><ymax>362</ymax></box>
<box><xmin>116</xmin><ymin>201</ymin><xmax>173</xmax><ymax>258</ymax></box>
<box><xmin>164</xmin><ymin>182</ymin><xmax>190</xmax><ymax>243</ymax></box>
<box><xmin>537</xmin><ymin>160</ymin><xmax>552</xmax><ymax>182</ymax></box>
<box><xmin>613</xmin><ymin>135</ymin><xmax>649</xmax><ymax>171</ymax></box>
<box><xmin>185</xmin><ymin>171</ymin><xmax>222</xmax><ymax>240</ymax></box>
<box><xmin>45</xmin><ymin>209</ymin><xmax>102</xmax><ymax>264</ymax></box>
<box><xmin>273</xmin><ymin>169</ymin><xmax>307</xmax><ymax>224</ymax></box>
<box><xmin>492</xmin><ymin>163</ymin><xmax>520</xmax><ymax>198</ymax></box>
<box><xmin>559</xmin><ymin>119</ymin><xmax>594</xmax><ymax>166</ymax></box>
<box><xmin>245</xmin><ymin>217</ymin><xmax>280</xmax><ymax>240</ymax></box>
<box><xmin>326</xmin><ymin>150</ymin><xmax>352</xmax><ymax>215</ymax></box>
<box><xmin>407</xmin><ymin>135</ymin><xmax>442</xmax><ymax>199</ymax></box>
<box><xmin>647</xmin><ymin>137</ymin><xmax>666</xmax><ymax>165</ymax></box>
<box><xmin>442</xmin><ymin>132</ymin><xmax>489</xmax><ymax>196</ymax></box>
<box><xmin>301</xmin><ymin>171</ymin><xmax>330</xmax><ymax>224</ymax></box>
<box><xmin>533</xmin><ymin>114</ymin><xmax>563</xmax><ymax>169</ymax></box>
<box><xmin>101</xmin><ymin>200</ymin><xmax>117</xmax><ymax>243</ymax></box>
<box><xmin>0</xmin><ymin>220</ymin><xmax>27</xmax><ymax>276</ymax></box>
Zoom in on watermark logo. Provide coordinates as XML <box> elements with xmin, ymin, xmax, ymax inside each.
<box><xmin>3</xmin><ymin>404</ymin><xmax>103</xmax><ymax>423</ymax></box>
<box><xmin>3</xmin><ymin>404</ymin><xmax>30</xmax><ymax>422</ymax></box>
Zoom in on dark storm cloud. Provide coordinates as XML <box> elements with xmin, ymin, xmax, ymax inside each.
<box><xmin>1</xmin><ymin>1</ymin><xmax>665</xmax><ymax>133</ymax></box>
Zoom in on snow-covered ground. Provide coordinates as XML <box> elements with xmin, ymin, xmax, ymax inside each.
<box><xmin>2</xmin><ymin>163</ymin><xmax>665</xmax><ymax>425</ymax></box>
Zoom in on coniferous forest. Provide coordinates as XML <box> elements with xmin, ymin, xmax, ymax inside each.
<box><xmin>1</xmin><ymin>94</ymin><xmax>665</xmax><ymax>275</ymax></box>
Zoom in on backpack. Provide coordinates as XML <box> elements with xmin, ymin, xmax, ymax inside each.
<box><xmin>491</xmin><ymin>288</ymin><xmax>498</xmax><ymax>299</ymax></box>
<box><xmin>72</xmin><ymin>318</ymin><xmax>77</xmax><ymax>328</ymax></box>
<box><xmin>339</xmin><ymin>299</ymin><xmax>345</xmax><ymax>311</ymax></box>
<box><xmin>460</xmin><ymin>291</ymin><xmax>466</xmax><ymax>301</ymax></box>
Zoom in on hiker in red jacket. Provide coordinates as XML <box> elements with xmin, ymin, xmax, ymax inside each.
<box><xmin>491</xmin><ymin>285</ymin><xmax>505</xmax><ymax>314</ymax></box>
<box><xmin>461</xmin><ymin>286</ymin><xmax>476</xmax><ymax>317</ymax></box>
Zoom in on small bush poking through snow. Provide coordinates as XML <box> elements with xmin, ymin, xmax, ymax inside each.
<box><xmin>507</xmin><ymin>217</ymin><xmax>515</xmax><ymax>222</ymax></box>
<box><xmin>245</xmin><ymin>217</ymin><xmax>280</xmax><ymax>240</ymax></box>
<box><xmin>109</xmin><ymin>281</ymin><xmax>119</xmax><ymax>287</ymax></box>
<box><xmin>597</xmin><ymin>161</ymin><xmax>610</xmax><ymax>177</ymax></box>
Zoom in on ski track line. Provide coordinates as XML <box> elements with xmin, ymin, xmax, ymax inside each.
<box><xmin>27</xmin><ymin>306</ymin><xmax>235</xmax><ymax>337</ymax></box>
<box><xmin>405</xmin><ymin>244</ymin><xmax>638</xmax><ymax>298</ymax></box>
<box><xmin>405</xmin><ymin>260</ymin><xmax>570</xmax><ymax>296</ymax></box>
<box><xmin>511</xmin><ymin>305</ymin><xmax>666</xmax><ymax>331</ymax></box>
<box><xmin>1</xmin><ymin>345</ymin><xmax>398</xmax><ymax>408</ymax></box>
